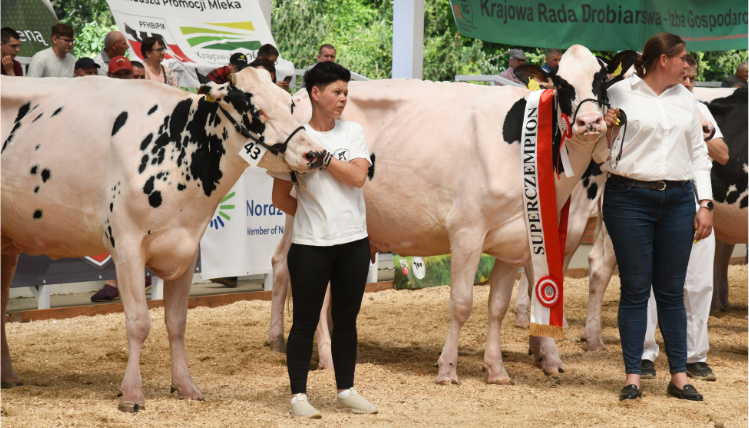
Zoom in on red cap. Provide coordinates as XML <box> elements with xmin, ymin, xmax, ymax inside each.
<box><xmin>109</xmin><ymin>56</ymin><xmax>132</xmax><ymax>74</ymax></box>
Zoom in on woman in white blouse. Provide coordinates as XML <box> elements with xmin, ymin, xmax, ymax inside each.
<box><xmin>602</xmin><ymin>32</ymin><xmax>712</xmax><ymax>402</ymax></box>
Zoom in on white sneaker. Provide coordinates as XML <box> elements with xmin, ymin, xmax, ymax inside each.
<box><xmin>288</xmin><ymin>394</ymin><xmax>322</xmax><ymax>419</ymax></box>
<box><xmin>335</xmin><ymin>388</ymin><xmax>378</xmax><ymax>414</ymax></box>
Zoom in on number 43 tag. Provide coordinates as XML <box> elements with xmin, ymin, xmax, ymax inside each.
<box><xmin>239</xmin><ymin>140</ymin><xmax>268</xmax><ymax>167</ymax></box>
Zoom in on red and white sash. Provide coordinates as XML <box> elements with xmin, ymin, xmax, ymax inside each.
<box><xmin>520</xmin><ymin>89</ymin><xmax>569</xmax><ymax>339</ymax></box>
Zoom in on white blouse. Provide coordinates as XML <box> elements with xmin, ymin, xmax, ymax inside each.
<box><xmin>602</xmin><ymin>74</ymin><xmax>712</xmax><ymax>201</ymax></box>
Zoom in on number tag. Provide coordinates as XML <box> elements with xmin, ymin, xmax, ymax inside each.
<box><xmin>239</xmin><ymin>140</ymin><xmax>268</xmax><ymax>167</ymax></box>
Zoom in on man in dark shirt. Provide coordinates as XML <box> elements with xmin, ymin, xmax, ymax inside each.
<box><xmin>1</xmin><ymin>27</ymin><xmax>23</xmax><ymax>76</ymax></box>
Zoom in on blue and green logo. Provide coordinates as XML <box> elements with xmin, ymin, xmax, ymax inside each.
<box><xmin>180</xmin><ymin>21</ymin><xmax>261</xmax><ymax>51</ymax></box>
<box><xmin>210</xmin><ymin>192</ymin><xmax>236</xmax><ymax>229</ymax></box>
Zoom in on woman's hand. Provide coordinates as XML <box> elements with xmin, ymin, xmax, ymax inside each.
<box><xmin>604</xmin><ymin>108</ymin><xmax>621</xmax><ymax>143</ymax></box>
<box><xmin>693</xmin><ymin>205</ymin><xmax>713</xmax><ymax>242</ymax></box>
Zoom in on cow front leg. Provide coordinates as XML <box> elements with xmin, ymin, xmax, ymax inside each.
<box><xmin>116</xmin><ymin>256</ymin><xmax>151</xmax><ymax>412</ymax></box>
<box><xmin>436</xmin><ymin>241</ymin><xmax>482</xmax><ymax>385</ymax></box>
<box><xmin>1</xmin><ymin>254</ymin><xmax>22</xmax><ymax>388</ymax></box>
<box><xmin>267</xmin><ymin>215</ymin><xmax>294</xmax><ymax>352</ymax></box>
<box><xmin>485</xmin><ymin>262</ymin><xmax>519</xmax><ymax>384</ymax></box>
<box><xmin>583</xmin><ymin>223</ymin><xmax>615</xmax><ymax>351</ymax></box>
<box><xmin>513</xmin><ymin>270</ymin><xmax>530</xmax><ymax>328</ymax></box>
<box><xmin>711</xmin><ymin>240</ymin><xmax>734</xmax><ymax>312</ymax></box>
<box><xmin>162</xmin><ymin>254</ymin><xmax>203</xmax><ymax>402</ymax></box>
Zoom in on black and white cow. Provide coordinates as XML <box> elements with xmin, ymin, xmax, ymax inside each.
<box><xmin>1</xmin><ymin>68</ymin><xmax>325</xmax><ymax>411</ymax></box>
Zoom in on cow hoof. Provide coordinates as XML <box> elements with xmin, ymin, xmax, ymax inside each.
<box><xmin>1</xmin><ymin>380</ymin><xmax>23</xmax><ymax>389</ymax></box>
<box><xmin>171</xmin><ymin>385</ymin><xmax>204</xmax><ymax>401</ymax></box>
<box><xmin>487</xmin><ymin>378</ymin><xmax>514</xmax><ymax>386</ymax></box>
<box><xmin>265</xmin><ymin>336</ymin><xmax>287</xmax><ymax>353</ymax></box>
<box><xmin>514</xmin><ymin>320</ymin><xmax>530</xmax><ymax>329</ymax></box>
<box><xmin>118</xmin><ymin>401</ymin><xmax>145</xmax><ymax>413</ymax></box>
<box><xmin>435</xmin><ymin>379</ymin><xmax>459</xmax><ymax>386</ymax></box>
<box><xmin>542</xmin><ymin>367</ymin><xmax>564</xmax><ymax>376</ymax></box>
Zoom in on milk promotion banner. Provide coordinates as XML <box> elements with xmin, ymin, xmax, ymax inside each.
<box><xmin>199</xmin><ymin>168</ymin><xmax>286</xmax><ymax>279</ymax></box>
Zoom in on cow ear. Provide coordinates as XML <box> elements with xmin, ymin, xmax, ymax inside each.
<box><xmin>195</xmin><ymin>70</ymin><xmax>211</xmax><ymax>85</ymax></box>
<box><xmin>606</xmin><ymin>50</ymin><xmax>638</xmax><ymax>79</ymax></box>
<box><xmin>513</xmin><ymin>65</ymin><xmax>550</xmax><ymax>89</ymax></box>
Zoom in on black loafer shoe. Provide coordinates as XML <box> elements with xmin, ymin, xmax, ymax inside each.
<box><xmin>619</xmin><ymin>384</ymin><xmax>642</xmax><ymax>401</ymax></box>
<box><xmin>640</xmin><ymin>360</ymin><xmax>656</xmax><ymax>379</ymax></box>
<box><xmin>667</xmin><ymin>382</ymin><xmax>703</xmax><ymax>401</ymax></box>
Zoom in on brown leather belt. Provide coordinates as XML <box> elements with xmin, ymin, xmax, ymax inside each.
<box><xmin>608</xmin><ymin>174</ymin><xmax>687</xmax><ymax>191</ymax></box>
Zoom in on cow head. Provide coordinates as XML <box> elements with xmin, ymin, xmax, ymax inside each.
<box><xmin>199</xmin><ymin>67</ymin><xmax>325</xmax><ymax>173</ymax></box>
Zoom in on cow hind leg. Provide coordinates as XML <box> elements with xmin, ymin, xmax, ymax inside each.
<box><xmin>484</xmin><ymin>262</ymin><xmax>519</xmax><ymax>384</ymax></box>
<box><xmin>436</xmin><ymin>237</ymin><xmax>483</xmax><ymax>385</ymax></box>
<box><xmin>267</xmin><ymin>215</ymin><xmax>294</xmax><ymax>353</ymax></box>
<box><xmin>583</xmin><ymin>218</ymin><xmax>616</xmax><ymax>351</ymax></box>
<box><xmin>1</xmin><ymin>254</ymin><xmax>22</xmax><ymax>388</ymax></box>
<box><xmin>711</xmin><ymin>240</ymin><xmax>734</xmax><ymax>312</ymax></box>
<box><xmin>513</xmin><ymin>271</ymin><xmax>530</xmax><ymax>329</ymax></box>
<box><xmin>314</xmin><ymin>284</ymin><xmax>334</xmax><ymax>370</ymax></box>
<box><xmin>162</xmin><ymin>254</ymin><xmax>203</xmax><ymax>402</ymax></box>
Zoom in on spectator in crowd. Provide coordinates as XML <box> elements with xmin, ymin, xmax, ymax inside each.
<box><xmin>317</xmin><ymin>44</ymin><xmax>336</xmax><ymax>63</ymax></box>
<box><xmin>602</xmin><ymin>32</ymin><xmax>711</xmax><ymax>402</ymax></box>
<box><xmin>141</xmin><ymin>36</ymin><xmax>178</xmax><ymax>87</ymax></box>
<box><xmin>205</xmin><ymin>52</ymin><xmax>248</xmax><ymax>85</ymax></box>
<box><xmin>107</xmin><ymin>56</ymin><xmax>133</xmax><ymax>79</ymax></box>
<box><xmin>73</xmin><ymin>57</ymin><xmax>100</xmax><ymax>77</ymax></box>
<box><xmin>640</xmin><ymin>53</ymin><xmax>727</xmax><ymax>386</ymax></box>
<box><xmin>497</xmin><ymin>48</ymin><xmax>526</xmax><ymax>85</ymax></box>
<box><xmin>1</xmin><ymin>27</ymin><xmax>23</xmax><ymax>76</ymax></box>
<box><xmin>273</xmin><ymin>62</ymin><xmax>376</xmax><ymax>418</ymax></box>
<box><xmin>131</xmin><ymin>60</ymin><xmax>145</xmax><ymax>79</ymax></box>
<box><xmin>721</xmin><ymin>62</ymin><xmax>747</xmax><ymax>88</ymax></box>
<box><xmin>541</xmin><ymin>48</ymin><xmax>563</xmax><ymax>74</ymax></box>
<box><xmin>27</xmin><ymin>23</ymin><xmax>76</xmax><ymax>78</ymax></box>
<box><xmin>94</xmin><ymin>31</ymin><xmax>128</xmax><ymax>76</ymax></box>
<box><xmin>249</xmin><ymin>57</ymin><xmax>276</xmax><ymax>81</ymax></box>
<box><xmin>257</xmin><ymin>44</ymin><xmax>290</xmax><ymax>91</ymax></box>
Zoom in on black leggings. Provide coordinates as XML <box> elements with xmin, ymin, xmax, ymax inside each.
<box><xmin>286</xmin><ymin>237</ymin><xmax>370</xmax><ymax>394</ymax></box>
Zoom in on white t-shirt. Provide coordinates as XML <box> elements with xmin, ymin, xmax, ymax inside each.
<box><xmin>292</xmin><ymin>120</ymin><xmax>371</xmax><ymax>246</ymax></box>
<box><xmin>27</xmin><ymin>48</ymin><xmax>76</xmax><ymax>78</ymax></box>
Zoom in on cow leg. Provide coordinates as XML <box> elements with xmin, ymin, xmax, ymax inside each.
<box><xmin>315</xmin><ymin>284</ymin><xmax>334</xmax><ymax>370</ymax></box>
<box><xmin>436</xmin><ymin>234</ymin><xmax>483</xmax><ymax>385</ymax></box>
<box><xmin>267</xmin><ymin>214</ymin><xmax>294</xmax><ymax>353</ymax></box>
<box><xmin>163</xmin><ymin>253</ymin><xmax>203</xmax><ymax>401</ymax></box>
<box><xmin>513</xmin><ymin>271</ymin><xmax>530</xmax><ymax>328</ymax></box>
<box><xmin>485</xmin><ymin>261</ymin><xmax>519</xmax><ymax>384</ymax></box>
<box><xmin>711</xmin><ymin>240</ymin><xmax>734</xmax><ymax>312</ymax></box>
<box><xmin>1</xmin><ymin>254</ymin><xmax>22</xmax><ymax>388</ymax></box>
<box><xmin>583</xmin><ymin>218</ymin><xmax>616</xmax><ymax>351</ymax></box>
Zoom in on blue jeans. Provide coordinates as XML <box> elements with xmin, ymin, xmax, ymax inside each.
<box><xmin>602</xmin><ymin>177</ymin><xmax>695</xmax><ymax>375</ymax></box>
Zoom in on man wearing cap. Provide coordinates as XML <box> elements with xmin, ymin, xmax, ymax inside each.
<box><xmin>206</xmin><ymin>52</ymin><xmax>248</xmax><ymax>85</ymax></box>
<box><xmin>74</xmin><ymin>57</ymin><xmax>101</xmax><ymax>77</ymax></box>
<box><xmin>498</xmin><ymin>48</ymin><xmax>526</xmax><ymax>85</ymax></box>
<box><xmin>107</xmin><ymin>56</ymin><xmax>133</xmax><ymax>79</ymax></box>
<box><xmin>94</xmin><ymin>31</ymin><xmax>129</xmax><ymax>76</ymax></box>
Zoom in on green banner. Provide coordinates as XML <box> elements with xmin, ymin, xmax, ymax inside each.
<box><xmin>449</xmin><ymin>0</ymin><xmax>748</xmax><ymax>52</ymax></box>
<box><xmin>393</xmin><ymin>254</ymin><xmax>495</xmax><ymax>289</ymax></box>
<box><xmin>1</xmin><ymin>0</ymin><xmax>59</xmax><ymax>60</ymax></box>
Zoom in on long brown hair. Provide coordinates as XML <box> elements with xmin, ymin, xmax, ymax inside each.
<box><xmin>634</xmin><ymin>32</ymin><xmax>685</xmax><ymax>78</ymax></box>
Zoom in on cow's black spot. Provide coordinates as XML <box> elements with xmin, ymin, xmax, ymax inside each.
<box><xmin>51</xmin><ymin>106</ymin><xmax>64</xmax><ymax>117</ymax></box>
<box><xmin>107</xmin><ymin>225</ymin><xmax>115</xmax><ymax>248</ymax></box>
<box><xmin>177</xmin><ymin>183</ymin><xmax>186</xmax><ymax>191</ymax></box>
<box><xmin>32</xmin><ymin>113</ymin><xmax>44</xmax><ymax>123</ymax></box>
<box><xmin>139</xmin><ymin>155</ymin><xmax>149</xmax><ymax>174</ymax></box>
<box><xmin>110</xmin><ymin>202</ymin><xmax>114</xmax><ymax>212</ymax></box>
<box><xmin>34</xmin><ymin>186</ymin><xmax>39</xmax><ymax>193</ymax></box>
<box><xmin>41</xmin><ymin>169</ymin><xmax>51</xmax><ymax>183</ymax></box>
<box><xmin>587</xmin><ymin>183</ymin><xmax>599</xmax><ymax>200</ymax></box>
<box><xmin>148</xmin><ymin>230</ymin><xmax>151</xmax><ymax>234</ymax></box>
<box><xmin>112</xmin><ymin>112</ymin><xmax>128</xmax><ymax>136</ymax></box>
<box><xmin>551</xmin><ymin>75</ymin><xmax>575</xmax><ymax>118</ymax></box>
<box><xmin>140</xmin><ymin>134</ymin><xmax>153</xmax><ymax>150</ymax></box>
<box><xmin>35</xmin><ymin>144</ymin><xmax>40</xmax><ymax>150</ymax></box>
<box><xmin>30</xmin><ymin>165</ymin><xmax>38</xmax><ymax>175</ymax></box>
<box><xmin>149</xmin><ymin>191</ymin><xmax>162</xmax><ymax>208</ymax></box>
<box><xmin>2</xmin><ymin>102</ymin><xmax>31</xmax><ymax>153</ymax></box>
<box><xmin>740</xmin><ymin>195</ymin><xmax>748</xmax><ymax>209</ymax></box>
<box><xmin>33</xmin><ymin>210</ymin><xmax>42</xmax><ymax>219</ymax></box>
<box><xmin>708</xmin><ymin>89</ymin><xmax>747</xmax><ymax>205</ymax></box>
<box><xmin>368</xmin><ymin>153</ymin><xmax>376</xmax><ymax>180</ymax></box>
<box><xmin>143</xmin><ymin>176</ymin><xmax>156</xmax><ymax>195</ymax></box>
<box><xmin>148</xmin><ymin>105</ymin><xmax>158</xmax><ymax>115</ymax></box>
<box><xmin>502</xmin><ymin>99</ymin><xmax>526</xmax><ymax>145</ymax></box>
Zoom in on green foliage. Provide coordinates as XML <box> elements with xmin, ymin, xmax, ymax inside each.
<box><xmin>50</xmin><ymin>0</ymin><xmax>115</xmax><ymax>31</ymax></box>
<box><xmin>72</xmin><ymin>22</ymin><xmax>118</xmax><ymax>59</ymax></box>
<box><xmin>693</xmin><ymin>50</ymin><xmax>749</xmax><ymax>82</ymax></box>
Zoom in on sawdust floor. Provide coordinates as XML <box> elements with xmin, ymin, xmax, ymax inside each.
<box><xmin>2</xmin><ymin>265</ymin><xmax>747</xmax><ymax>427</ymax></box>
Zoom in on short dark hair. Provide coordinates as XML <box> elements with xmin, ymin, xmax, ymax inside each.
<box><xmin>319</xmin><ymin>44</ymin><xmax>335</xmax><ymax>54</ymax></box>
<box><xmin>304</xmin><ymin>61</ymin><xmax>350</xmax><ymax>96</ymax></box>
<box><xmin>546</xmin><ymin>48</ymin><xmax>562</xmax><ymax>58</ymax></box>
<box><xmin>140</xmin><ymin>36</ymin><xmax>165</xmax><ymax>59</ymax></box>
<box><xmin>51</xmin><ymin>23</ymin><xmax>74</xmax><ymax>39</ymax></box>
<box><xmin>257</xmin><ymin>44</ymin><xmax>279</xmax><ymax>59</ymax></box>
<box><xmin>130</xmin><ymin>60</ymin><xmax>144</xmax><ymax>69</ymax></box>
<box><xmin>249</xmin><ymin>57</ymin><xmax>276</xmax><ymax>82</ymax></box>
<box><xmin>1</xmin><ymin>27</ymin><xmax>20</xmax><ymax>44</ymax></box>
<box><xmin>685</xmin><ymin>54</ymin><xmax>697</xmax><ymax>68</ymax></box>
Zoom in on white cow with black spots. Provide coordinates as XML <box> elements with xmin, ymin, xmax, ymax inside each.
<box><xmin>1</xmin><ymin>68</ymin><xmax>326</xmax><ymax>411</ymax></box>
<box><xmin>267</xmin><ymin>46</ymin><xmax>633</xmax><ymax>384</ymax></box>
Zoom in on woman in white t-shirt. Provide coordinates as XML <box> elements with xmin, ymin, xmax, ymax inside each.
<box><xmin>272</xmin><ymin>62</ymin><xmax>376</xmax><ymax>418</ymax></box>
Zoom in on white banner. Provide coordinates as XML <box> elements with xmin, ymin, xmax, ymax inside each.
<box><xmin>105</xmin><ymin>0</ymin><xmax>295</xmax><ymax>87</ymax></box>
<box><xmin>199</xmin><ymin>168</ymin><xmax>286</xmax><ymax>279</ymax></box>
